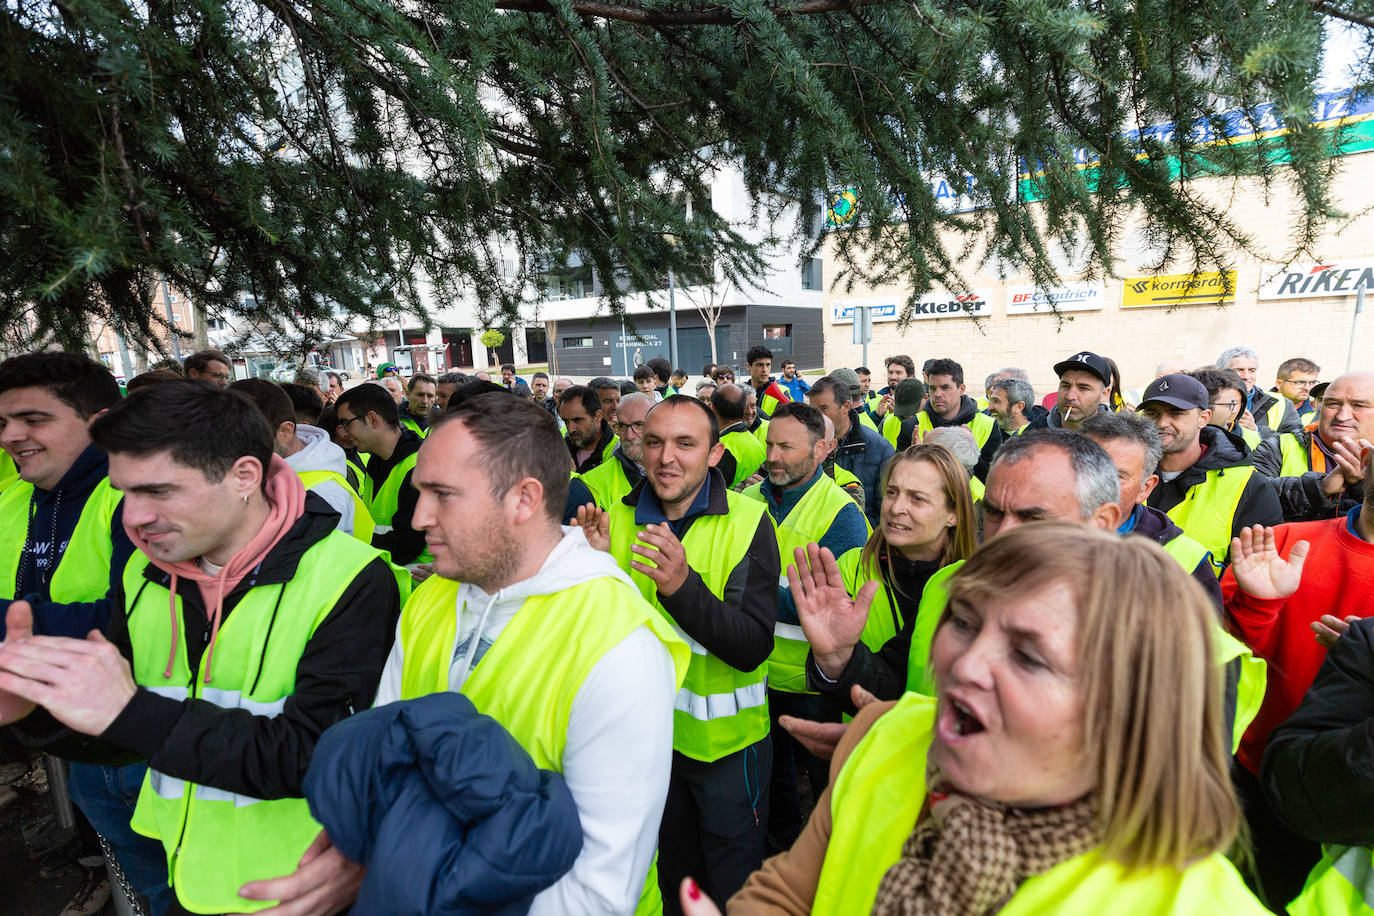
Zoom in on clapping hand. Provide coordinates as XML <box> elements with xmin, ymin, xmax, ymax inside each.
<box><xmin>572</xmin><ymin>503</ymin><xmax>610</xmax><ymax>552</ymax></box>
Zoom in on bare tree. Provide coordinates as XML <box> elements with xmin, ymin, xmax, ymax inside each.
<box><xmin>681</xmin><ymin>267</ymin><xmax>730</xmax><ymax>366</ymax></box>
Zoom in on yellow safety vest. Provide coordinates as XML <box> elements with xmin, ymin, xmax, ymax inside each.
<box><xmin>126</xmin><ymin>532</ymin><xmax>389</xmax><ymax>914</ymax></box>
<box><xmin>1290</xmin><ymin>845</ymin><xmax>1374</xmax><ymax>916</ymax></box>
<box><xmin>880</xmin><ymin>413</ymin><xmax>902</xmax><ymax>449</ymax></box>
<box><xmin>1278</xmin><ymin>425</ymin><xmax>1321</xmax><ymax>477</ymax></box>
<box><xmin>752</xmin><ymin>419</ymin><xmax>769</xmax><ymax>449</ymax></box>
<box><xmin>0</xmin><ymin>451</ymin><xmax>17</xmax><ymax>493</ymax></box>
<box><xmin>915</xmin><ymin>410</ymin><xmax>997</xmax><ymax>450</ymax></box>
<box><xmin>608</xmin><ymin>489</ymin><xmax>771</xmax><ymax>761</ymax></box>
<box><xmin>759</xmin><ymin>386</ymin><xmax>789</xmax><ymax>418</ymax></box>
<box><xmin>296</xmin><ymin>469</ymin><xmax>374</xmax><ymax>543</ymax></box>
<box><xmin>720</xmin><ymin>429</ymin><xmax>766</xmax><ymax>487</ymax></box>
<box><xmin>397</xmin><ymin>573</ymin><xmax>690</xmax><ymax>916</ymax></box>
<box><xmin>399</xmin><ymin>415</ymin><xmax>429</xmax><ymax>439</ymax></box>
<box><xmin>368</xmin><ymin>450</ymin><xmax>432</xmax><ymax>564</ymax></box>
<box><xmin>858</xmin><ymin>410</ymin><xmax>880</xmax><ymax>433</ymax></box>
<box><xmin>1157</xmin><ymin>532</ymin><xmax>1267</xmax><ymax>753</ymax></box>
<box><xmin>743</xmin><ymin>476</ymin><xmax>870</xmax><ymax>693</ymax></box>
<box><xmin>970</xmin><ymin>474</ymin><xmax>985</xmax><ymax>503</ymax></box>
<box><xmin>904</xmin><ymin>562</ymin><xmax>962</xmax><ymax>696</ymax></box>
<box><xmin>579</xmin><ymin>454</ymin><xmax>637</xmax><ymax>509</ymax></box>
<box><xmin>1161</xmin><ymin>467</ymin><xmax>1253</xmax><ymax>575</ymax></box>
<box><xmin>0</xmin><ymin>478</ymin><xmax>123</xmax><ymax>603</ymax></box>
<box><xmin>812</xmin><ymin>693</ymin><xmax>1269</xmax><ymax>916</ymax></box>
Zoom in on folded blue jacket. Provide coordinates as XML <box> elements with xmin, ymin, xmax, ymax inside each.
<box><xmin>304</xmin><ymin>692</ymin><xmax>582</xmax><ymax>915</ymax></box>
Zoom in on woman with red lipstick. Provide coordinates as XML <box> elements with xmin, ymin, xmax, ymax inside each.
<box><xmin>682</xmin><ymin>524</ymin><xmax>1267</xmax><ymax>915</ymax></box>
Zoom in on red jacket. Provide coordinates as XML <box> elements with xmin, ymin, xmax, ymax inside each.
<box><xmin>1223</xmin><ymin>511</ymin><xmax>1374</xmax><ymax>775</ymax></box>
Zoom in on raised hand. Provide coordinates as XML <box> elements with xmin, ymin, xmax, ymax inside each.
<box><xmin>572</xmin><ymin>503</ymin><xmax>610</xmax><ymax>552</ymax></box>
<box><xmin>1230</xmin><ymin>525</ymin><xmax>1309</xmax><ymax>601</ymax></box>
<box><xmin>787</xmin><ymin>543</ymin><xmax>878</xmax><ymax>679</ymax></box>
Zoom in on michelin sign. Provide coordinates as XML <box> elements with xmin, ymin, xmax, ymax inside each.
<box><xmin>1259</xmin><ymin>260</ymin><xmax>1374</xmax><ymax>300</ymax></box>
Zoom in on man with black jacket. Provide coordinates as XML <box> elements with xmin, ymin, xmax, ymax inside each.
<box><xmin>336</xmin><ymin>382</ymin><xmax>429</xmax><ymax>564</ymax></box>
<box><xmin>1140</xmin><ymin>373</ymin><xmax>1283</xmax><ymax>572</ymax></box>
<box><xmin>0</xmin><ymin>382</ymin><xmax>402</xmax><ymax>916</ymax></box>
<box><xmin>906</xmin><ymin>358</ymin><xmax>1002</xmax><ymax>480</ymax></box>
<box><xmin>582</xmin><ymin>395</ymin><xmax>779</xmax><ymax>913</ymax></box>
<box><xmin>807</xmin><ymin>375</ymin><xmax>893</xmax><ymax>527</ymax></box>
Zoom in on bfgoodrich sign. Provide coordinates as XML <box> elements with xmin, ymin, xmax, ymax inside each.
<box><xmin>1258</xmin><ymin>260</ymin><xmax>1374</xmax><ymax>300</ymax></box>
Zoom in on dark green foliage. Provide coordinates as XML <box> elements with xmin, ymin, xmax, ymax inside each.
<box><xmin>0</xmin><ymin>0</ymin><xmax>1367</xmax><ymax>349</ymax></box>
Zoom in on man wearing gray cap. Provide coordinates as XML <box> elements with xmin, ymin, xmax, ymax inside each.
<box><xmin>1139</xmin><ymin>373</ymin><xmax>1283</xmax><ymax>571</ymax></box>
<box><xmin>807</xmin><ymin>373</ymin><xmax>893</xmax><ymax>526</ymax></box>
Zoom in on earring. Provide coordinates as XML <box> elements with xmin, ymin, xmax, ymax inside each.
<box><xmin>242</xmin><ymin>493</ymin><xmax>250</xmax><ymax>507</ymax></box>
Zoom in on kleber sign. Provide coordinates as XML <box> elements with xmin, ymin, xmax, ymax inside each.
<box><xmin>1258</xmin><ymin>260</ymin><xmax>1374</xmax><ymax>300</ymax></box>
<box><xmin>831</xmin><ymin>292</ymin><xmax>992</xmax><ymax>323</ymax></box>
<box><xmin>1006</xmin><ymin>283</ymin><xmax>1105</xmax><ymax>315</ymax></box>
<box><xmin>1120</xmin><ymin>271</ymin><xmax>1236</xmax><ymax>308</ymax></box>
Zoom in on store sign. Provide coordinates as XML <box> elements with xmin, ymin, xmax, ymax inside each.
<box><xmin>832</xmin><ymin>292</ymin><xmax>992</xmax><ymax>323</ymax></box>
<box><xmin>1006</xmin><ymin>283</ymin><xmax>1105</xmax><ymax>314</ymax></box>
<box><xmin>1120</xmin><ymin>271</ymin><xmax>1236</xmax><ymax>308</ymax></box>
<box><xmin>1258</xmin><ymin>260</ymin><xmax>1374</xmax><ymax>300</ymax></box>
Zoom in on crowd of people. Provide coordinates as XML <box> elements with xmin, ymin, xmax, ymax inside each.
<box><xmin>0</xmin><ymin>338</ymin><xmax>1369</xmax><ymax>916</ymax></box>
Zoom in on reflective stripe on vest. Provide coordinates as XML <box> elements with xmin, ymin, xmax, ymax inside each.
<box><xmin>720</xmin><ymin>430</ymin><xmax>766</xmax><ymax>487</ymax></box>
<box><xmin>296</xmin><ymin>469</ymin><xmax>374</xmax><ymax>542</ymax></box>
<box><xmin>812</xmin><ymin>693</ymin><xmax>1269</xmax><ymax>916</ymax></box>
<box><xmin>397</xmin><ymin>573</ymin><xmax>688</xmax><ymax>916</ymax></box>
<box><xmin>580</xmin><ymin>457</ymin><xmax>635</xmax><ymax>510</ymax></box>
<box><xmin>1158</xmin><ymin>532</ymin><xmax>1267</xmax><ymax>753</ymax></box>
<box><xmin>743</xmin><ymin>476</ymin><xmax>869</xmax><ymax>693</ymax></box>
<box><xmin>608</xmin><ymin>489</ymin><xmax>770</xmax><ymax>761</ymax></box>
<box><xmin>125</xmin><ymin>532</ymin><xmax>389</xmax><ymax>914</ymax></box>
<box><xmin>915</xmin><ymin>410</ymin><xmax>996</xmax><ymax>449</ymax></box>
<box><xmin>1290</xmin><ymin>845</ymin><xmax>1374</xmax><ymax>916</ymax></box>
<box><xmin>1162</xmin><ymin>467</ymin><xmax>1253</xmax><ymax>574</ymax></box>
<box><xmin>0</xmin><ymin>477</ymin><xmax>122</xmax><ymax>603</ymax></box>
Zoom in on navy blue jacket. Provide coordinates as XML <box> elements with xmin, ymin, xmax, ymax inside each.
<box><xmin>0</xmin><ymin>444</ymin><xmax>134</xmax><ymax>639</ymax></box>
<box><xmin>305</xmin><ymin>692</ymin><xmax>582</xmax><ymax>915</ymax></box>
<box><xmin>834</xmin><ymin>409</ymin><xmax>894</xmax><ymax>526</ymax></box>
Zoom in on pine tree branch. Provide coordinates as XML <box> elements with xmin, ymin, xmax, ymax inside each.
<box><xmin>492</xmin><ymin>0</ymin><xmax>883</xmax><ymax>26</ymax></box>
<box><xmin>1308</xmin><ymin>0</ymin><xmax>1374</xmax><ymax>29</ymax></box>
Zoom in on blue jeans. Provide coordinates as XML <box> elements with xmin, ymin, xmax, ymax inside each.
<box><xmin>68</xmin><ymin>761</ymin><xmax>177</xmax><ymax>916</ymax></box>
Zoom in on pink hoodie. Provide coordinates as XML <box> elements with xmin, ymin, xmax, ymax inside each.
<box><xmin>125</xmin><ymin>453</ymin><xmax>307</xmax><ymax>682</ymax></box>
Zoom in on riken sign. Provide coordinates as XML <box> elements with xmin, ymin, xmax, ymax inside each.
<box><xmin>832</xmin><ymin>292</ymin><xmax>992</xmax><ymax>324</ymax></box>
<box><xmin>1258</xmin><ymin>260</ymin><xmax>1374</xmax><ymax>300</ymax></box>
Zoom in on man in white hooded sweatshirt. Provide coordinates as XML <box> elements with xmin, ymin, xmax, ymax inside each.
<box><xmin>231</xmin><ymin>379</ymin><xmax>359</xmax><ymax>538</ymax></box>
<box><xmin>240</xmin><ymin>391</ymin><xmax>689</xmax><ymax>916</ymax></box>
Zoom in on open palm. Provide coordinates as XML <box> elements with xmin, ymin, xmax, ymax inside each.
<box><xmin>1230</xmin><ymin>525</ymin><xmax>1309</xmax><ymax>601</ymax></box>
<box><xmin>787</xmin><ymin>543</ymin><xmax>877</xmax><ymax>677</ymax></box>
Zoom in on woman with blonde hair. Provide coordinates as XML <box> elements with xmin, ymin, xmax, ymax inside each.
<box><xmin>799</xmin><ymin>443</ymin><xmax>977</xmax><ymax>704</ymax></box>
<box><xmin>682</xmin><ymin>524</ymin><xmax>1266</xmax><ymax>915</ymax></box>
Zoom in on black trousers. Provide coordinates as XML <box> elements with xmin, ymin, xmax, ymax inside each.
<box><xmin>766</xmin><ymin>689</ymin><xmax>837</xmax><ymax>851</ymax></box>
<box><xmin>658</xmin><ymin>736</ymin><xmax>772</xmax><ymax>916</ymax></box>
<box><xmin>1232</xmin><ymin>760</ymin><xmax>1321</xmax><ymax>912</ymax></box>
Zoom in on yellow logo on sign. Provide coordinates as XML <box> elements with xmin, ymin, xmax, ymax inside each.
<box><xmin>1120</xmin><ymin>270</ymin><xmax>1236</xmax><ymax>308</ymax></box>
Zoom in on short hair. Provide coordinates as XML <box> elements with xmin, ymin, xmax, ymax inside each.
<box><xmin>230</xmin><ymin>378</ymin><xmax>297</xmax><ymax>431</ymax></box>
<box><xmin>324</xmin><ymin>371</ymin><xmax>342</xmax><ymax>386</ymax></box>
<box><xmin>701</xmin><ymin>362</ymin><xmax>717</xmax><ymax>377</ymax></box>
<box><xmin>281</xmin><ymin>382</ymin><xmax>324</xmax><ymax>426</ymax></box>
<box><xmin>646</xmin><ymin>357</ymin><xmax>672</xmax><ymax>384</ymax></box>
<box><xmin>782</xmin><ymin>358</ymin><xmax>796</xmax><ymax>369</ymax></box>
<box><xmin>943</xmin><ymin>523</ymin><xmax>1237</xmax><ymax>869</ymax></box>
<box><xmin>445</xmin><ymin>380</ymin><xmax>512</xmax><ymax>411</ymax></box>
<box><xmin>335</xmin><ymin>382</ymin><xmax>400</xmax><ymax>428</ymax></box>
<box><xmin>532</xmin><ymin>371</ymin><xmax>549</xmax><ymax>382</ymax></box>
<box><xmin>990</xmin><ymin>428</ymin><xmax>1120</xmax><ymax>519</ymax></box>
<box><xmin>558</xmin><ymin>384</ymin><xmax>601</xmax><ymax>417</ymax></box>
<box><xmin>1277</xmin><ymin>357</ymin><xmax>1320</xmax><ymax>378</ymax></box>
<box><xmin>746</xmin><ymin>345</ymin><xmax>773</xmax><ymax>366</ymax></box>
<box><xmin>1189</xmin><ymin>367</ymin><xmax>1247</xmax><ymax>404</ymax></box>
<box><xmin>587</xmin><ymin>377</ymin><xmax>620</xmax><ymax>395</ymax></box>
<box><xmin>808</xmin><ymin>375</ymin><xmax>852</xmax><ymax>406</ymax></box>
<box><xmin>884</xmin><ymin>355</ymin><xmax>917</xmax><ymax>376</ymax></box>
<box><xmin>711</xmin><ymin>384</ymin><xmax>747</xmax><ymax>423</ymax></box>
<box><xmin>148</xmin><ymin>358</ymin><xmax>184</xmax><ymax>376</ymax></box>
<box><xmin>436</xmin><ymin>372</ymin><xmax>466</xmax><ymax>386</ymax></box>
<box><xmin>923</xmin><ymin>426</ymin><xmax>980</xmax><ymax>471</ymax></box>
<box><xmin>671</xmin><ymin>368</ymin><xmax>688</xmax><ymax>380</ymax></box>
<box><xmin>923</xmin><ymin>358</ymin><xmax>964</xmax><ymax>385</ymax></box>
<box><xmin>1215</xmin><ymin>346</ymin><xmax>1258</xmax><ymax>368</ymax></box>
<box><xmin>695</xmin><ymin>380</ymin><xmax>717</xmax><ymax>396</ymax></box>
<box><xmin>0</xmin><ymin>351</ymin><xmax>122</xmax><ymax>419</ymax></box>
<box><xmin>991</xmin><ymin>377</ymin><xmax>1035</xmax><ymax>415</ymax></box>
<box><xmin>771</xmin><ymin>401</ymin><xmax>826</xmax><ymax>445</ymax></box>
<box><xmin>984</xmin><ymin>371</ymin><xmax>998</xmax><ymax>392</ymax></box>
<box><xmin>856</xmin><ymin>366</ymin><xmax>871</xmax><ymax>376</ymax></box>
<box><xmin>712</xmin><ymin>366</ymin><xmax>736</xmax><ymax>382</ymax></box>
<box><xmin>993</xmin><ymin>367</ymin><xmax>1031</xmax><ymax>383</ymax></box>
<box><xmin>618</xmin><ymin>379</ymin><xmax>637</xmax><ymax>396</ymax></box>
<box><xmin>435</xmin><ymin>393</ymin><xmax>569</xmax><ymax>520</ymax></box>
<box><xmin>90</xmin><ymin>381</ymin><xmax>274</xmax><ymax>487</ymax></box>
<box><xmin>650</xmin><ymin>394</ymin><xmax>720</xmax><ymax>446</ymax></box>
<box><xmin>633</xmin><ymin>365</ymin><xmax>655</xmax><ymax>382</ymax></box>
<box><xmin>500</xmin><ymin>363</ymin><xmax>516</xmax><ymax>374</ymax></box>
<box><xmin>407</xmin><ymin>372</ymin><xmax>436</xmax><ymax>391</ymax></box>
<box><xmin>1079</xmin><ymin>412</ymin><xmax>1165</xmax><ymax>479</ymax></box>
<box><xmin>125</xmin><ymin>369</ymin><xmax>182</xmax><ymax>393</ymax></box>
<box><xmin>184</xmin><ymin>348</ymin><xmax>231</xmax><ymax>375</ymax></box>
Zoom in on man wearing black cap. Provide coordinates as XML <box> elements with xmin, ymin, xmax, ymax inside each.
<box><xmin>1139</xmin><ymin>373</ymin><xmax>1283</xmax><ymax>572</ymax></box>
<box><xmin>1049</xmin><ymin>351</ymin><xmax>1113</xmax><ymax>431</ymax></box>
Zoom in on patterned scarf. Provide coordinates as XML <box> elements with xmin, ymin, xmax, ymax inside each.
<box><xmin>870</xmin><ymin>765</ymin><xmax>1099</xmax><ymax>916</ymax></box>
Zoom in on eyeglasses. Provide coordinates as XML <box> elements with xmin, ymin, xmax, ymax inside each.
<box><xmin>337</xmin><ymin>414</ymin><xmax>366</xmax><ymax>429</ymax></box>
<box><xmin>1283</xmin><ymin>378</ymin><xmax>1318</xmax><ymax>388</ymax></box>
<box><xmin>1209</xmin><ymin>400</ymin><xmax>1239</xmax><ymax>411</ymax></box>
<box><xmin>614</xmin><ymin>421</ymin><xmax>647</xmax><ymax>437</ymax></box>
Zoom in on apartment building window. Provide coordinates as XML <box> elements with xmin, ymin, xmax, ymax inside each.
<box><xmin>540</xmin><ymin>265</ymin><xmax>593</xmax><ymax>300</ymax></box>
<box><xmin>762</xmin><ymin>324</ymin><xmax>791</xmax><ymax>340</ymax></box>
<box><xmin>562</xmin><ymin>336</ymin><xmax>595</xmax><ymax>348</ymax></box>
<box><xmin>801</xmin><ymin>258</ymin><xmax>822</xmax><ymax>290</ymax></box>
